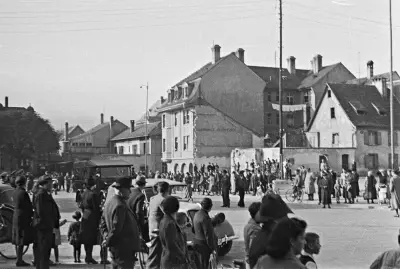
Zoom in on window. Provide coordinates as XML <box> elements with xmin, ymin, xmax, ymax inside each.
<box><xmin>304</xmin><ymin>91</ymin><xmax>310</xmax><ymax>103</ymax></box>
<box><xmin>184</xmin><ymin>87</ymin><xmax>188</xmax><ymax>98</ymax></box>
<box><xmin>183</xmin><ymin>110</ymin><xmax>190</xmax><ymax>124</ymax></box>
<box><xmin>328</xmin><ymin>90</ymin><xmax>331</xmax><ymax>98</ymax></box>
<box><xmin>174</xmin><ymin>113</ymin><xmax>178</xmax><ymax>126</ymax></box>
<box><xmin>275</xmin><ymin>92</ymin><xmax>279</xmax><ymax>102</ymax></box>
<box><xmin>174</xmin><ymin>137</ymin><xmax>178</xmax><ymax>151</ymax></box>
<box><xmin>267</xmin><ymin>92</ymin><xmax>271</xmax><ymax>102</ymax></box>
<box><xmin>118</xmin><ymin>146</ymin><xmax>124</xmax><ymax>155</ymax></box>
<box><xmin>365</xmin><ymin>153</ymin><xmax>379</xmax><ymax>169</ymax></box>
<box><xmin>276</xmin><ymin>113</ymin><xmax>279</xmax><ymax>125</ymax></box>
<box><xmin>86</xmin><ymin>143</ymin><xmax>92</xmax><ymax>147</ymax></box>
<box><xmin>267</xmin><ymin>113</ymin><xmax>272</xmax><ymax>125</ymax></box>
<box><xmin>286</xmin><ymin>93</ymin><xmax>294</xmax><ymax>105</ymax></box>
<box><xmin>286</xmin><ymin>113</ymin><xmax>294</xmax><ymax>128</ymax></box>
<box><xmin>364</xmin><ymin>130</ymin><xmax>382</xmax><ymax>146</ymax></box>
<box><xmin>162</xmin><ymin>114</ymin><xmax>166</xmax><ymax>128</ymax></box>
<box><xmin>132</xmin><ymin>145</ymin><xmax>138</xmax><ymax>155</ymax></box>
<box><xmin>330</xmin><ymin>107</ymin><xmax>336</xmax><ymax>119</ymax></box>
<box><xmin>332</xmin><ymin>133</ymin><xmax>339</xmax><ymax>145</ymax></box>
<box><xmin>388</xmin><ymin>131</ymin><xmax>399</xmax><ymax>146</ymax></box>
<box><xmin>389</xmin><ymin>153</ymin><xmax>399</xmax><ymax>169</ymax></box>
<box><xmin>183</xmin><ymin>136</ymin><xmax>189</xmax><ymax>150</ymax></box>
<box><xmin>142</xmin><ymin>143</ymin><xmax>147</xmax><ymax>154</ymax></box>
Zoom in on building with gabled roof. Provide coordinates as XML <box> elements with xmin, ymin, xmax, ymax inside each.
<box><xmin>62</xmin><ymin>114</ymin><xmax>128</xmax><ymax>160</ymax></box>
<box><xmin>306</xmin><ymin>81</ymin><xmax>400</xmax><ymax>174</ymax></box>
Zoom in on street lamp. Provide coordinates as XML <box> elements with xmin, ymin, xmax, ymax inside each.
<box><xmin>140</xmin><ymin>83</ymin><xmax>149</xmax><ymax>176</ymax></box>
<box><xmin>389</xmin><ymin>0</ymin><xmax>395</xmax><ymax>169</ymax></box>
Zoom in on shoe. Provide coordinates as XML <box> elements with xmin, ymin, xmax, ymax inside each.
<box><xmin>77</xmin><ymin>260</ymin><xmax>81</xmax><ymax>263</ymax></box>
<box><xmin>49</xmin><ymin>260</ymin><xmax>57</xmax><ymax>266</ymax></box>
<box><xmin>16</xmin><ymin>260</ymin><xmax>30</xmax><ymax>267</ymax></box>
<box><xmin>86</xmin><ymin>259</ymin><xmax>98</xmax><ymax>264</ymax></box>
<box><xmin>323</xmin><ymin>206</ymin><xmax>326</xmax><ymax>208</ymax></box>
<box><xmin>328</xmin><ymin>205</ymin><xmax>331</xmax><ymax>208</ymax></box>
<box><xmin>100</xmin><ymin>260</ymin><xmax>111</xmax><ymax>264</ymax></box>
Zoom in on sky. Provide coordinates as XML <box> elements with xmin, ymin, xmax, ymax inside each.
<box><xmin>0</xmin><ymin>0</ymin><xmax>398</xmax><ymax>131</ymax></box>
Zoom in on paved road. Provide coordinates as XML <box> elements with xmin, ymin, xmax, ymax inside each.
<box><xmin>1</xmin><ymin>180</ymin><xmax>397</xmax><ymax>268</ymax></box>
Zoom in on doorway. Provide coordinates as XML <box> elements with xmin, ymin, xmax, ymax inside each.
<box><xmin>342</xmin><ymin>154</ymin><xmax>349</xmax><ymax>170</ymax></box>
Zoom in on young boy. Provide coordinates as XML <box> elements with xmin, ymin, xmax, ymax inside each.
<box><xmin>299</xmin><ymin>232</ymin><xmax>321</xmax><ymax>269</ymax></box>
<box><xmin>68</xmin><ymin>211</ymin><xmax>82</xmax><ymax>263</ymax></box>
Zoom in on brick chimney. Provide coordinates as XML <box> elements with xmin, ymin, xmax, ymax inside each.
<box><xmin>130</xmin><ymin>120</ymin><xmax>135</xmax><ymax>132</ymax></box>
<box><xmin>287</xmin><ymin>56</ymin><xmax>296</xmax><ymax>75</ymax></box>
<box><xmin>110</xmin><ymin>116</ymin><xmax>114</xmax><ymax>138</ymax></box>
<box><xmin>211</xmin><ymin>44</ymin><xmax>221</xmax><ymax>64</ymax></box>
<box><xmin>64</xmin><ymin>121</ymin><xmax>69</xmax><ymax>141</ymax></box>
<box><xmin>235</xmin><ymin>48</ymin><xmax>245</xmax><ymax>62</ymax></box>
<box><xmin>101</xmin><ymin>113</ymin><xmax>104</xmax><ymax>124</ymax></box>
<box><xmin>373</xmin><ymin>78</ymin><xmax>387</xmax><ymax>98</ymax></box>
<box><xmin>367</xmin><ymin>60</ymin><xmax>374</xmax><ymax>79</ymax></box>
<box><xmin>313</xmin><ymin>54</ymin><xmax>323</xmax><ymax>74</ymax></box>
<box><xmin>5</xmin><ymin>96</ymin><xmax>8</xmax><ymax>108</ymax></box>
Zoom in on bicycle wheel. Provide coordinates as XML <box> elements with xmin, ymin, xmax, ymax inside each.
<box><xmin>285</xmin><ymin>189</ymin><xmax>295</xmax><ymax>203</ymax></box>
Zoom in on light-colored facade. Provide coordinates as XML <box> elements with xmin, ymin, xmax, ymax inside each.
<box><xmin>110</xmin><ymin>121</ymin><xmax>162</xmax><ymax>173</ymax></box>
<box><xmin>159</xmin><ymin>45</ymin><xmax>265</xmax><ymax>173</ymax></box>
<box><xmin>307</xmin><ymin>82</ymin><xmax>400</xmax><ymax>174</ymax></box>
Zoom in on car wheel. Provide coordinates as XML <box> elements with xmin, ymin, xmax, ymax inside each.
<box><xmin>217</xmin><ymin>240</ymin><xmax>232</xmax><ymax>257</ymax></box>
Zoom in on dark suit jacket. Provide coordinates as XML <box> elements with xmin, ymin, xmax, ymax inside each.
<box><xmin>12</xmin><ymin>187</ymin><xmax>33</xmax><ymax>230</ymax></box>
<box><xmin>102</xmin><ymin>195</ymin><xmax>140</xmax><ymax>253</ymax></box>
<box><xmin>159</xmin><ymin>214</ymin><xmax>188</xmax><ymax>268</ymax></box>
<box><xmin>221</xmin><ymin>174</ymin><xmax>231</xmax><ymax>190</ymax></box>
<box><xmin>193</xmin><ymin>209</ymin><xmax>216</xmax><ymax>252</ymax></box>
<box><xmin>33</xmin><ymin>188</ymin><xmax>58</xmax><ymax>231</ymax></box>
<box><xmin>127</xmin><ymin>188</ymin><xmax>146</xmax><ymax>228</ymax></box>
<box><xmin>80</xmin><ymin>188</ymin><xmax>101</xmax><ymax>245</ymax></box>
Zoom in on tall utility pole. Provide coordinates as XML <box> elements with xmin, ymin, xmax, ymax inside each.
<box><xmin>389</xmin><ymin>0</ymin><xmax>395</xmax><ymax>169</ymax></box>
<box><xmin>141</xmin><ymin>83</ymin><xmax>149</xmax><ymax>176</ymax></box>
<box><xmin>279</xmin><ymin>0</ymin><xmax>284</xmax><ymax>179</ymax></box>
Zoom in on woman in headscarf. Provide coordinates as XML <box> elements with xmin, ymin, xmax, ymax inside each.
<box><xmin>255</xmin><ymin>217</ymin><xmax>307</xmax><ymax>269</ymax></box>
<box><xmin>159</xmin><ymin>196</ymin><xmax>189</xmax><ymax>269</ymax></box>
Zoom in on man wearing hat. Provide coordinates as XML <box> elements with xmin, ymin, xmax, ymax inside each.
<box><xmin>127</xmin><ymin>176</ymin><xmax>148</xmax><ymax>242</ymax></box>
<box><xmin>101</xmin><ymin>177</ymin><xmax>140</xmax><ymax>269</ymax></box>
<box><xmin>221</xmin><ymin>170</ymin><xmax>231</xmax><ymax>208</ymax></box>
<box><xmin>32</xmin><ymin>176</ymin><xmax>59</xmax><ymax>269</ymax></box>
<box><xmin>235</xmin><ymin>171</ymin><xmax>246</xmax><ymax>208</ymax></box>
<box><xmin>248</xmin><ymin>194</ymin><xmax>293</xmax><ymax>269</ymax></box>
<box><xmin>79</xmin><ymin>177</ymin><xmax>101</xmax><ymax>264</ymax></box>
<box><xmin>12</xmin><ymin>176</ymin><xmax>33</xmax><ymax>267</ymax></box>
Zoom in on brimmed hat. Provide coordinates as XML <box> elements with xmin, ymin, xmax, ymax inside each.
<box><xmin>112</xmin><ymin>176</ymin><xmax>133</xmax><ymax>189</ymax></box>
<box><xmin>255</xmin><ymin>194</ymin><xmax>293</xmax><ymax>223</ymax></box>
<box><xmin>85</xmin><ymin>178</ymin><xmax>96</xmax><ymax>187</ymax></box>
<box><xmin>15</xmin><ymin>176</ymin><xmax>26</xmax><ymax>186</ymax></box>
<box><xmin>38</xmin><ymin>176</ymin><xmax>52</xmax><ymax>186</ymax></box>
<box><xmin>136</xmin><ymin>176</ymin><xmax>147</xmax><ymax>186</ymax></box>
<box><xmin>72</xmin><ymin>211</ymin><xmax>82</xmax><ymax>220</ymax></box>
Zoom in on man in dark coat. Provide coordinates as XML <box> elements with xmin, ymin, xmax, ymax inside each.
<box><xmin>79</xmin><ymin>177</ymin><xmax>101</xmax><ymax>264</ymax></box>
<box><xmin>101</xmin><ymin>177</ymin><xmax>140</xmax><ymax>269</ymax></box>
<box><xmin>127</xmin><ymin>176</ymin><xmax>148</xmax><ymax>242</ymax></box>
<box><xmin>221</xmin><ymin>170</ymin><xmax>231</xmax><ymax>208</ymax></box>
<box><xmin>193</xmin><ymin>198</ymin><xmax>217</xmax><ymax>269</ymax></box>
<box><xmin>33</xmin><ymin>176</ymin><xmax>59</xmax><ymax>269</ymax></box>
<box><xmin>12</xmin><ymin>176</ymin><xmax>33</xmax><ymax>267</ymax></box>
<box><xmin>235</xmin><ymin>171</ymin><xmax>246</xmax><ymax>208</ymax></box>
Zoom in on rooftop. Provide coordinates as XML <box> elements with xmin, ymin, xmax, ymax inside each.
<box><xmin>346</xmin><ymin>71</ymin><xmax>400</xmax><ymax>85</ymax></box>
<box><xmin>327</xmin><ymin>83</ymin><xmax>400</xmax><ymax>129</ymax></box>
<box><xmin>111</xmin><ymin>121</ymin><xmax>161</xmax><ymax>141</ymax></box>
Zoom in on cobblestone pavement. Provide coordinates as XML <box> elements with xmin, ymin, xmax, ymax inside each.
<box><xmin>2</xmin><ymin>179</ymin><xmax>398</xmax><ymax>268</ymax></box>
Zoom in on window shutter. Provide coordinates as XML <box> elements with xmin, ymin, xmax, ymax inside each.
<box><xmin>364</xmin><ymin>131</ymin><xmax>369</xmax><ymax>145</ymax></box>
<box><xmin>395</xmin><ymin>132</ymin><xmax>398</xmax><ymax>146</ymax></box>
<box><xmin>377</xmin><ymin>132</ymin><xmax>382</xmax><ymax>145</ymax></box>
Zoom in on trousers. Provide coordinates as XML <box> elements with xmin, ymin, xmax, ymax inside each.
<box><xmin>222</xmin><ymin>188</ymin><xmax>230</xmax><ymax>207</ymax></box>
<box><xmin>146</xmin><ymin>236</ymin><xmax>162</xmax><ymax>269</ymax></box>
<box><xmin>34</xmin><ymin>230</ymin><xmax>53</xmax><ymax>269</ymax></box>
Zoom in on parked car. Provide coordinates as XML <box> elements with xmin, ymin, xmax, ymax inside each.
<box><xmin>105</xmin><ymin>178</ymin><xmax>238</xmax><ymax>256</ymax></box>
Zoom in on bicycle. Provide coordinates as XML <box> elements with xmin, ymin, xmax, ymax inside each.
<box><xmin>0</xmin><ymin>204</ymin><xmax>29</xmax><ymax>259</ymax></box>
<box><xmin>285</xmin><ymin>185</ymin><xmax>304</xmax><ymax>203</ymax></box>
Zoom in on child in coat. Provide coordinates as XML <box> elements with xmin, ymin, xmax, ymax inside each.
<box><xmin>334</xmin><ymin>180</ymin><xmax>342</xmax><ymax>204</ymax></box>
<box><xmin>68</xmin><ymin>211</ymin><xmax>82</xmax><ymax>263</ymax></box>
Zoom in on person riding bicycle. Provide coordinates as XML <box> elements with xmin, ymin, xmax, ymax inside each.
<box><xmin>292</xmin><ymin>169</ymin><xmax>303</xmax><ymax>198</ymax></box>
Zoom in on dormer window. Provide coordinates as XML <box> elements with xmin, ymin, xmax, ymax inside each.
<box><xmin>182</xmin><ymin>83</ymin><xmax>189</xmax><ymax>99</ymax></box>
<box><xmin>372</xmin><ymin>103</ymin><xmax>387</xmax><ymax>116</ymax></box>
<box><xmin>170</xmin><ymin>89</ymin><xmax>175</xmax><ymax>101</ymax></box>
<box><xmin>349</xmin><ymin>101</ymin><xmax>366</xmax><ymax>115</ymax></box>
<box><xmin>177</xmin><ymin>87</ymin><xmax>183</xmax><ymax>99</ymax></box>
